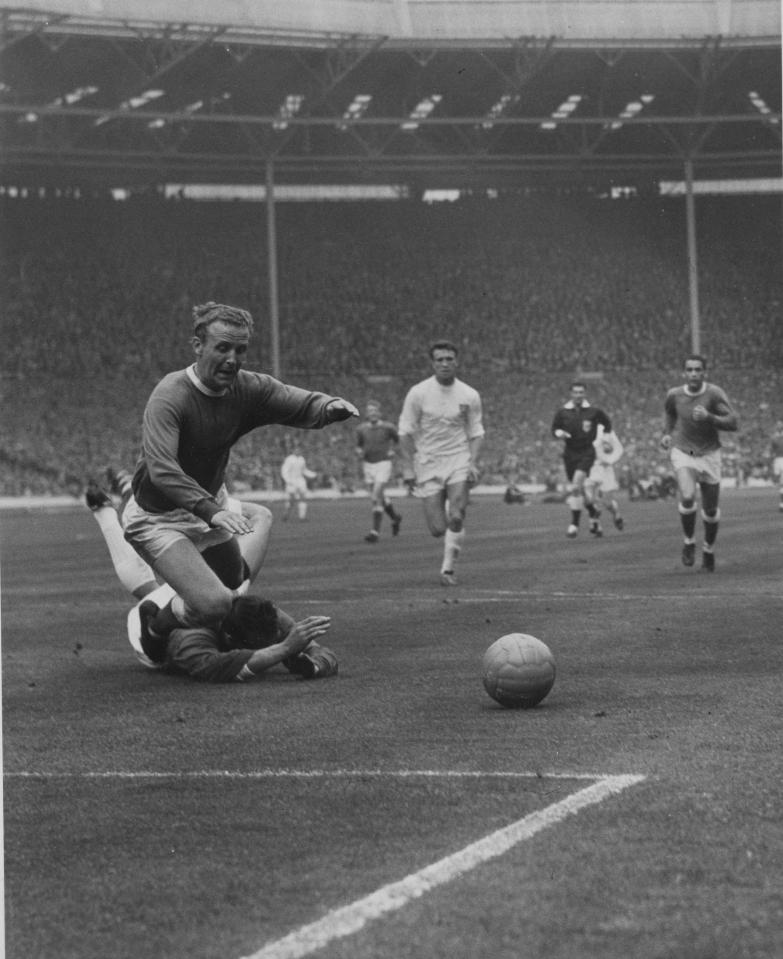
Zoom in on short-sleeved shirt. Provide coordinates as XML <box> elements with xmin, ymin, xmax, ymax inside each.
<box><xmin>664</xmin><ymin>382</ymin><xmax>735</xmax><ymax>456</ymax></box>
<box><xmin>398</xmin><ymin>376</ymin><xmax>484</xmax><ymax>474</ymax></box>
<box><xmin>356</xmin><ymin>420</ymin><xmax>399</xmax><ymax>463</ymax></box>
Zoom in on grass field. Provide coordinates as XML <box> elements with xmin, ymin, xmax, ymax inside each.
<box><xmin>3</xmin><ymin>488</ymin><xmax>783</xmax><ymax>959</ymax></box>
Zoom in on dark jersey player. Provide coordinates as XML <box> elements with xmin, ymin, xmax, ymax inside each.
<box><xmin>355</xmin><ymin>400</ymin><xmax>402</xmax><ymax>542</ymax></box>
<box><xmin>551</xmin><ymin>381</ymin><xmax>613</xmax><ymax>538</ymax></box>
<box><xmin>123</xmin><ymin>301</ymin><xmax>358</xmax><ymax>658</ymax></box>
<box><xmin>661</xmin><ymin>354</ymin><xmax>738</xmax><ymax>571</ymax></box>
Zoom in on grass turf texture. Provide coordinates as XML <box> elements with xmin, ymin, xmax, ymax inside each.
<box><xmin>3</xmin><ymin>488</ymin><xmax>783</xmax><ymax>959</ymax></box>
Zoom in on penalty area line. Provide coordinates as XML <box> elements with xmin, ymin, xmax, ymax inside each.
<box><xmin>239</xmin><ymin>773</ymin><xmax>645</xmax><ymax>959</ymax></box>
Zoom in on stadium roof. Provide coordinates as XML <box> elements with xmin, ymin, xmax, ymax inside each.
<box><xmin>0</xmin><ymin>1</ymin><xmax>780</xmax><ymax>191</ymax></box>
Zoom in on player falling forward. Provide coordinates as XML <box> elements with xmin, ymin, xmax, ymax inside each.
<box><xmin>660</xmin><ymin>354</ymin><xmax>738</xmax><ymax>571</ymax></box>
<box><xmin>588</xmin><ymin>428</ymin><xmax>625</xmax><ymax>532</ymax></box>
<box><xmin>397</xmin><ymin>340</ymin><xmax>484</xmax><ymax>586</ymax></box>
<box><xmin>356</xmin><ymin>400</ymin><xmax>402</xmax><ymax>543</ymax></box>
<box><xmin>551</xmin><ymin>381</ymin><xmax>613</xmax><ymax>538</ymax></box>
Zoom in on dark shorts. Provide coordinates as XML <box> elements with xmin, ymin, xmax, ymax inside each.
<box><xmin>563</xmin><ymin>450</ymin><xmax>596</xmax><ymax>481</ymax></box>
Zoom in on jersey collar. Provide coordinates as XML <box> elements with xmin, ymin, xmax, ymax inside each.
<box><xmin>187</xmin><ymin>364</ymin><xmax>228</xmax><ymax>397</ymax></box>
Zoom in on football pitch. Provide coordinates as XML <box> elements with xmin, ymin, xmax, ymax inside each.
<box><xmin>3</xmin><ymin>489</ymin><xmax>782</xmax><ymax>959</ymax></box>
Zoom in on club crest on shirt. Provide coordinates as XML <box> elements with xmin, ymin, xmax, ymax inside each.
<box><xmin>459</xmin><ymin>404</ymin><xmax>470</xmax><ymax>425</ymax></box>
<box><xmin>582</xmin><ymin>418</ymin><xmax>592</xmax><ymax>433</ymax></box>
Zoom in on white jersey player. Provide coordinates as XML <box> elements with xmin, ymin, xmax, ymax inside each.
<box><xmin>398</xmin><ymin>339</ymin><xmax>484</xmax><ymax>586</ymax></box>
<box><xmin>588</xmin><ymin>427</ymin><xmax>625</xmax><ymax>531</ymax></box>
<box><xmin>281</xmin><ymin>447</ymin><xmax>317</xmax><ymax>521</ymax></box>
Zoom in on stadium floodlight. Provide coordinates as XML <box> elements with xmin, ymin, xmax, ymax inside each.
<box><xmin>401</xmin><ymin>94</ymin><xmax>442</xmax><ymax>131</ymax></box>
<box><xmin>338</xmin><ymin>93</ymin><xmax>372</xmax><ymax>131</ymax></box>
<box><xmin>748</xmin><ymin>91</ymin><xmax>779</xmax><ymax>126</ymax></box>
<box><xmin>481</xmin><ymin>93</ymin><xmax>520</xmax><ymax>130</ymax></box>
<box><xmin>273</xmin><ymin>93</ymin><xmax>304</xmax><ymax>131</ymax></box>
<box><xmin>608</xmin><ymin>93</ymin><xmax>655</xmax><ymax>131</ymax></box>
<box><xmin>95</xmin><ymin>89</ymin><xmax>164</xmax><ymax>127</ymax></box>
<box><xmin>539</xmin><ymin>94</ymin><xmax>582</xmax><ymax>131</ymax></box>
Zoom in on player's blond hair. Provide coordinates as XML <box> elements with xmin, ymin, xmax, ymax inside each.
<box><xmin>192</xmin><ymin>302</ymin><xmax>254</xmax><ymax>341</ymax></box>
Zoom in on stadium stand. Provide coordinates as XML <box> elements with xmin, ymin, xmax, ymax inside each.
<box><xmin>1</xmin><ymin>193</ymin><xmax>780</xmax><ymax>496</ymax></box>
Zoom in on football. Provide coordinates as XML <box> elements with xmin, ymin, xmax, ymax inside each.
<box><xmin>482</xmin><ymin>633</ymin><xmax>556</xmax><ymax>708</ymax></box>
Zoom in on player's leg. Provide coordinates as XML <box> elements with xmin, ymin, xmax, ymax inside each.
<box><xmin>437</xmin><ymin>480</ymin><xmax>471</xmax><ymax>585</ymax></box>
<box><xmin>365</xmin><ymin>475</ymin><xmax>384</xmax><ymax>542</ymax></box>
<box><xmin>378</xmin><ymin>464</ymin><xmax>402</xmax><ymax>536</ymax></box>
<box><xmin>85</xmin><ymin>481</ymin><xmax>159</xmax><ymax>599</ymax></box>
<box><xmin>699</xmin><ymin>481</ymin><xmax>720</xmax><ymax>571</ymax></box>
<box><xmin>674</xmin><ymin>465</ymin><xmax>698</xmax><ymax>566</ymax></box>
<box><xmin>583</xmin><ymin>476</ymin><xmax>603</xmax><ymax>537</ymax></box>
<box><xmin>237</xmin><ymin>502</ymin><xmax>274</xmax><ymax>582</ymax></box>
<box><xmin>565</xmin><ymin>463</ymin><xmax>585</xmax><ymax>538</ymax></box>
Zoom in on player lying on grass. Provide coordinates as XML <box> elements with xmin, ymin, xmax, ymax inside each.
<box><xmin>86</xmin><ymin>472</ymin><xmax>338</xmax><ymax>683</ymax></box>
<box><xmin>128</xmin><ymin>583</ymin><xmax>337</xmax><ymax>683</ymax></box>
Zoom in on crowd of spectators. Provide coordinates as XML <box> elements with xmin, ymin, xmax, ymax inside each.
<box><xmin>1</xmin><ymin>191</ymin><xmax>780</xmax><ymax>497</ymax></box>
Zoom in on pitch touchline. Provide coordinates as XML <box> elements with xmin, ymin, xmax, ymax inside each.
<box><xmin>239</xmin><ymin>774</ymin><xmax>646</xmax><ymax>959</ymax></box>
<box><xmin>5</xmin><ymin>768</ymin><xmax>617</xmax><ymax>780</ymax></box>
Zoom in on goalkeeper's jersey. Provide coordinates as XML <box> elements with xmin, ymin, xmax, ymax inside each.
<box><xmin>664</xmin><ymin>382</ymin><xmax>734</xmax><ymax>456</ymax></box>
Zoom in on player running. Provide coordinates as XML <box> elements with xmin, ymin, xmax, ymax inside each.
<box><xmin>551</xmin><ymin>381</ymin><xmax>613</xmax><ymax>538</ymax></box>
<box><xmin>356</xmin><ymin>400</ymin><xmax>402</xmax><ymax>543</ymax></box>
<box><xmin>660</xmin><ymin>354</ymin><xmax>738</xmax><ymax>571</ymax></box>
<box><xmin>397</xmin><ymin>339</ymin><xmax>484</xmax><ymax>586</ymax></box>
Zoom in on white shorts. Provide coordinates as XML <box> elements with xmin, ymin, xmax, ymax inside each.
<box><xmin>588</xmin><ymin>463</ymin><xmax>619</xmax><ymax>493</ymax></box>
<box><xmin>670</xmin><ymin>446</ymin><xmax>722</xmax><ymax>485</ymax></box>
<box><xmin>284</xmin><ymin>480</ymin><xmax>309</xmax><ymax>496</ymax></box>
<box><xmin>414</xmin><ymin>452</ymin><xmax>471</xmax><ymax>499</ymax></box>
<box><xmin>363</xmin><ymin>459</ymin><xmax>393</xmax><ymax>487</ymax></box>
<box><xmin>123</xmin><ymin>486</ymin><xmax>233</xmax><ymax>564</ymax></box>
<box><xmin>773</xmin><ymin>457</ymin><xmax>783</xmax><ymax>480</ymax></box>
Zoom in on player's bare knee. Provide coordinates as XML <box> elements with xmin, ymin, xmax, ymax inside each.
<box><xmin>194</xmin><ymin>588</ymin><xmax>233</xmax><ymax>625</ymax></box>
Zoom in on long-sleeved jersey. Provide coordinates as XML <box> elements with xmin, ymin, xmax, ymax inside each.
<box><xmin>551</xmin><ymin>400</ymin><xmax>612</xmax><ymax>454</ymax></box>
<box><xmin>132</xmin><ymin>365</ymin><xmax>337</xmax><ymax>523</ymax></box>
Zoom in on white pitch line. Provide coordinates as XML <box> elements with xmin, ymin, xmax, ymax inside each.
<box><xmin>5</xmin><ymin>768</ymin><xmax>617</xmax><ymax>781</ymax></box>
<box><xmin>239</xmin><ymin>773</ymin><xmax>645</xmax><ymax>959</ymax></box>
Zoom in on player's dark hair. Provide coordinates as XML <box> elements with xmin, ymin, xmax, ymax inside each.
<box><xmin>429</xmin><ymin>339</ymin><xmax>459</xmax><ymax>359</ymax></box>
<box><xmin>192</xmin><ymin>301</ymin><xmax>254</xmax><ymax>341</ymax></box>
<box><xmin>223</xmin><ymin>596</ymin><xmax>278</xmax><ymax>649</ymax></box>
<box><xmin>684</xmin><ymin>353</ymin><xmax>707</xmax><ymax>370</ymax></box>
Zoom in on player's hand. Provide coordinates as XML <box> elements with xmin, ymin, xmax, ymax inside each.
<box><xmin>692</xmin><ymin>404</ymin><xmax>709</xmax><ymax>422</ymax></box>
<box><xmin>554</xmin><ymin>429</ymin><xmax>571</xmax><ymax>440</ymax></box>
<box><xmin>211</xmin><ymin>509</ymin><xmax>254</xmax><ymax>534</ymax></box>
<box><xmin>283</xmin><ymin>616</ymin><xmax>332</xmax><ymax>655</ymax></box>
<box><xmin>403</xmin><ymin>476</ymin><xmax>417</xmax><ymax>493</ymax></box>
<box><xmin>660</xmin><ymin>434</ymin><xmax>672</xmax><ymax>451</ymax></box>
<box><xmin>467</xmin><ymin>464</ymin><xmax>480</xmax><ymax>487</ymax></box>
<box><xmin>326</xmin><ymin>399</ymin><xmax>360</xmax><ymax>422</ymax></box>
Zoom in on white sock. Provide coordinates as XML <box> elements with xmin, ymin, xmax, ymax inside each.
<box><xmin>442</xmin><ymin>528</ymin><xmax>465</xmax><ymax>573</ymax></box>
<box><xmin>297</xmin><ymin>500</ymin><xmax>307</xmax><ymax>520</ymax></box>
<box><xmin>92</xmin><ymin>507</ymin><xmax>156</xmax><ymax>596</ymax></box>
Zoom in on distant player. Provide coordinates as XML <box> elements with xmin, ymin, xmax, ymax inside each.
<box><xmin>398</xmin><ymin>339</ymin><xmax>484</xmax><ymax>586</ymax></box>
<box><xmin>660</xmin><ymin>354</ymin><xmax>738</xmax><ymax>571</ymax></box>
<box><xmin>356</xmin><ymin>400</ymin><xmax>402</xmax><ymax>542</ymax></box>
<box><xmin>281</xmin><ymin>444</ymin><xmax>317</xmax><ymax>521</ymax></box>
<box><xmin>588</xmin><ymin>428</ymin><xmax>625</xmax><ymax>532</ymax></box>
<box><xmin>551</xmin><ymin>382</ymin><xmax>613</xmax><ymax>538</ymax></box>
<box><xmin>769</xmin><ymin>421</ymin><xmax>783</xmax><ymax>512</ymax></box>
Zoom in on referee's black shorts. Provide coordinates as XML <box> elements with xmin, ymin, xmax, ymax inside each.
<box><xmin>563</xmin><ymin>450</ymin><xmax>596</xmax><ymax>481</ymax></box>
